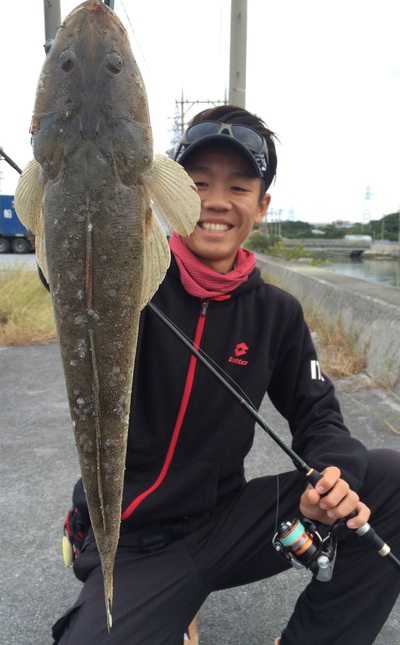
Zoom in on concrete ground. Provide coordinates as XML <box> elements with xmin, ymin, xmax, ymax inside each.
<box><xmin>1</xmin><ymin>342</ymin><xmax>399</xmax><ymax>644</ymax></box>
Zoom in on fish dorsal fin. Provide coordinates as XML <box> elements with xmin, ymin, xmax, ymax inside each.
<box><xmin>148</xmin><ymin>153</ymin><xmax>200</xmax><ymax>237</ymax></box>
<box><xmin>14</xmin><ymin>158</ymin><xmax>48</xmax><ymax>280</ymax></box>
<box><xmin>141</xmin><ymin>204</ymin><xmax>171</xmax><ymax>310</ymax></box>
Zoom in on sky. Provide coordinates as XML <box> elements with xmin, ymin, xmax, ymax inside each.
<box><xmin>0</xmin><ymin>0</ymin><xmax>399</xmax><ymax>224</ymax></box>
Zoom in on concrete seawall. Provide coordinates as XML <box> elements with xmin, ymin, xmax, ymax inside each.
<box><xmin>255</xmin><ymin>254</ymin><xmax>400</xmax><ymax>397</ymax></box>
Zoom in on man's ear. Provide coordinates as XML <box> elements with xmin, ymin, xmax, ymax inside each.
<box><xmin>255</xmin><ymin>193</ymin><xmax>271</xmax><ymax>225</ymax></box>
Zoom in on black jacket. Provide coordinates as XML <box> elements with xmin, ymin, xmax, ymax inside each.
<box><xmin>74</xmin><ymin>256</ymin><xmax>368</xmax><ymax>525</ymax></box>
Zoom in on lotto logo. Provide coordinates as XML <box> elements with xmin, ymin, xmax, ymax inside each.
<box><xmin>229</xmin><ymin>342</ymin><xmax>249</xmax><ymax>366</ymax></box>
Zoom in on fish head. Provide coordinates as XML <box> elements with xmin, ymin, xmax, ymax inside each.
<box><xmin>31</xmin><ymin>0</ymin><xmax>153</xmax><ymax>182</ymax></box>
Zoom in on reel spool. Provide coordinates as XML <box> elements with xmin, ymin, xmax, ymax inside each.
<box><xmin>273</xmin><ymin>518</ymin><xmax>338</xmax><ymax>581</ymax></box>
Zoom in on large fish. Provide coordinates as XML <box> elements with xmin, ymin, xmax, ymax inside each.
<box><xmin>15</xmin><ymin>0</ymin><xmax>199</xmax><ymax>630</ymax></box>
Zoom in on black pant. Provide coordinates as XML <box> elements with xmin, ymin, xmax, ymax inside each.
<box><xmin>53</xmin><ymin>449</ymin><xmax>400</xmax><ymax>644</ymax></box>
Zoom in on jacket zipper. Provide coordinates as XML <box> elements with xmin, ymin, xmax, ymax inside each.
<box><xmin>201</xmin><ymin>299</ymin><xmax>209</xmax><ymax>316</ymax></box>
<box><xmin>121</xmin><ymin>300</ymin><xmax>209</xmax><ymax>521</ymax></box>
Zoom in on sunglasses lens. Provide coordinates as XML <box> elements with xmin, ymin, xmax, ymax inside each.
<box><xmin>230</xmin><ymin>125</ymin><xmax>264</xmax><ymax>153</ymax></box>
<box><xmin>186</xmin><ymin>122</ymin><xmax>221</xmax><ymax>143</ymax></box>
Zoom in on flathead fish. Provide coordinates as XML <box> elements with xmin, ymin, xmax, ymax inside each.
<box><xmin>15</xmin><ymin>0</ymin><xmax>199</xmax><ymax>630</ymax></box>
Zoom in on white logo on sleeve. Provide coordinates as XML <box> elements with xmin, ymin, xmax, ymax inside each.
<box><xmin>311</xmin><ymin>360</ymin><xmax>325</xmax><ymax>381</ymax></box>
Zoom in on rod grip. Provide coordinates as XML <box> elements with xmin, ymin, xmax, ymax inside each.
<box><xmin>305</xmin><ymin>468</ymin><xmax>358</xmax><ymax>520</ymax></box>
<box><xmin>305</xmin><ymin>468</ymin><xmax>322</xmax><ymax>487</ymax></box>
<box><xmin>356</xmin><ymin>523</ymin><xmax>390</xmax><ymax>555</ymax></box>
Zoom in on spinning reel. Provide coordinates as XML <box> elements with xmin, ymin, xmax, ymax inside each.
<box><xmin>273</xmin><ymin>517</ymin><xmax>345</xmax><ymax>581</ymax></box>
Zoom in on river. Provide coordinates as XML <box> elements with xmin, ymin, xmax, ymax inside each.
<box><xmin>323</xmin><ymin>256</ymin><xmax>400</xmax><ymax>288</ymax></box>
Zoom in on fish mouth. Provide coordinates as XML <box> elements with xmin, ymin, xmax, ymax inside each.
<box><xmin>198</xmin><ymin>221</ymin><xmax>232</xmax><ymax>233</ymax></box>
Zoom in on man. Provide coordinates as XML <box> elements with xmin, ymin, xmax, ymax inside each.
<box><xmin>53</xmin><ymin>105</ymin><xmax>400</xmax><ymax>644</ymax></box>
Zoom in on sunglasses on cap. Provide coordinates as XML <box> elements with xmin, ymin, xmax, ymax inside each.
<box><xmin>175</xmin><ymin>120</ymin><xmax>269</xmax><ymax>183</ymax></box>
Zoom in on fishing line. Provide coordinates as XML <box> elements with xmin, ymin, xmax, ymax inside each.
<box><xmin>148</xmin><ymin>300</ymin><xmax>400</xmax><ymax>573</ymax></box>
<box><xmin>118</xmin><ymin>0</ymin><xmax>150</xmax><ymax>73</ymax></box>
<box><xmin>273</xmin><ymin>473</ymin><xmax>281</xmax><ymax>538</ymax></box>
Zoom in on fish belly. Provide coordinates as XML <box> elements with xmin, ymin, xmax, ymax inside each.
<box><xmin>44</xmin><ymin>150</ymin><xmax>145</xmax><ymax>564</ymax></box>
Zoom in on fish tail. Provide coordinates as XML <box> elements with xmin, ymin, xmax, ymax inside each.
<box><xmin>104</xmin><ymin>571</ymin><xmax>114</xmax><ymax>632</ymax></box>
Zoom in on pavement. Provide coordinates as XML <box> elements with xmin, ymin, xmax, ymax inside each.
<box><xmin>1</xmin><ymin>342</ymin><xmax>399</xmax><ymax>644</ymax></box>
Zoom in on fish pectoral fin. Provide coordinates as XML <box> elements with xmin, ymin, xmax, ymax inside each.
<box><xmin>14</xmin><ymin>158</ymin><xmax>44</xmax><ymax>234</ymax></box>
<box><xmin>141</xmin><ymin>205</ymin><xmax>171</xmax><ymax>309</ymax></box>
<box><xmin>147</xmin><ymin>153</ymin><xmax>200</xmax><ymax>237</ymax></box>
<box><xmin>14</xmin><ymin>158</ymin><xmax>49</xmax><ymax>280</ymax></box>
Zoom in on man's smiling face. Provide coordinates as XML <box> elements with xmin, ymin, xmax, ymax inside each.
<box><xmin>183</xmin><ymin>146</ymin><xmax>270</xmax><ymax>273</ymax></box>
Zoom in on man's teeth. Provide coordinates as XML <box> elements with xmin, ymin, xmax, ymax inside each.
<box><xmin>200</xmin><ymin>222</ymin><xmax>230</xmax><ymax>232</ymax></box>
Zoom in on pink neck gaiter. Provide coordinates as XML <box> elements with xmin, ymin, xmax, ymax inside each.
<box><xmin>169</xmin><ymin>231</ymin><xmax>255</xmax><ymax>299</ymax></box>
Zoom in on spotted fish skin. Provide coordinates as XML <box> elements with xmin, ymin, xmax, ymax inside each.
<box><xmin>14</xmin><ymin>1</ymin><xmax>200</xmax><ymax>630</ymax></box>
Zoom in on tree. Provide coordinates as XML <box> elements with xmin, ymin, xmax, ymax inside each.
<box><xmin>280</xmin><ymin>220</ymin><xmax>314</xmax><ymax>238</ymax></box>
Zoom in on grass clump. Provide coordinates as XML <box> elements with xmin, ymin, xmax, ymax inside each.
<box><xmin>245</xmin><ymin>233</ymin><xmax>331</xmax><ymax>267</ymax></box>
<box><xmin>0</xmin><ymin>268</ymin><xmax>56</xmax><ymax>346</ymax></box>
<box><xmin>244</xmin><ymin>233</ymin><xmax>311</xmax><ymax>262</ymax></box>
<box><xmin>302</xmin><ymin>308</ymin><xmax>368</xmax><ymax>379</ymax></box>
<box><xmin>244</xmin><ymin>233</ymin><xmax>281</xmax><ymax>252</ymax></box>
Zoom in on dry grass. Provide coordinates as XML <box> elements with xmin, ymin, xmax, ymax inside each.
<box><xmin>0</xmin><ymin>268</ymin><xmax>56</xmax><ymax>346</ymax></box>
<box><xmin>304</xmin><ymin>307</ymin><xmax>368</xmax><ymax>379</ymax></box>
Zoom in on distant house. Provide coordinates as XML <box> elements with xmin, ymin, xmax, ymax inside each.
<box><xmin>333</xmin><ymin>220</ymin><xmax>353</xmax><ymax>229</ymax></box>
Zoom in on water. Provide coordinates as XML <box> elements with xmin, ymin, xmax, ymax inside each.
<box><xmin>323</xmin><ymin>257</ymin><xmax>400</xmax><ymax>288</ymax></box>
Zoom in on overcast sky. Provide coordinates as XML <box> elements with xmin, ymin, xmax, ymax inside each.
<box><xmin>1</xmin><ymin>0</ymin><xmax>399</xmax><ymax>223</ymax></box>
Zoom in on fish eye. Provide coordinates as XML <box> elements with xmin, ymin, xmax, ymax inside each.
<box><xmin>59</xmin><ymin>50</ymin><xmax>76</xmax><ymax>71</ymax></box>
<box><xmin>106</xmin><ymin>52</ymin><xmax>123</xmax><ymax>73</ymax></box>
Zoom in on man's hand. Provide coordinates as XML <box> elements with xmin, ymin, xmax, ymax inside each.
<box><xmin>299</xmin><ymin>466</ymin><xmax>371</xmax><ymax>528</ymax></box>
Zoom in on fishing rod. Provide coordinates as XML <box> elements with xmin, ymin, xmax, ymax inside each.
<box><xmin>3</xmin><ymin>136</ymin><xmax>398</xmax><ymax>574</ymax></box>
<box><xmin>0</xmin><ymin>147</ymin><xmax>22</xmax><ymax>175</ymax></box>
<box><xmin>147</xmin><ymin>300</ymin><xmax>400</xmax><ymax>578</ymax></box>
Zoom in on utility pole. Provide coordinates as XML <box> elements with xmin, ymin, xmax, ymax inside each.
<box><xmin>174</xmin><ymin>93</ymin><xmax>228</xmax><ymax>134</ymax></box>
<box><xmin>229</xmin><ymin>0</ymin><xmax>247</xmax><ymax>107</ymax></box>
<box><xmin>43</xmin><ymin>0</ymin><xmax>61</xmax><ymax>42</ymax></box>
